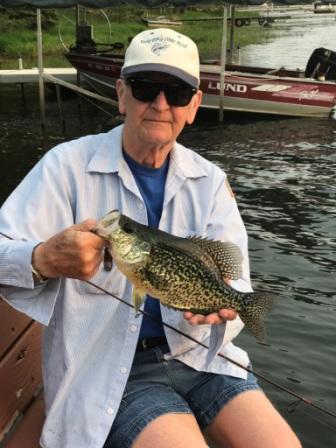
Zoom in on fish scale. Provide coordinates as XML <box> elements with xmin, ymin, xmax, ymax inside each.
<box><xmin>93</xmin><ymin>210</ymin><xmax>275</xmax><ymax>342</ymax></box>
<box><xmin>138</xmin><ymin>244</ymin><xmax>241</xmax><ymax>313</ymax></box>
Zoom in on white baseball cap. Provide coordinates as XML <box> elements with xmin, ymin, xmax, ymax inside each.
<box><xmin>121</xmin><ymin>28</ymin><xmax>200</xmax><ymax>88</ymax></box>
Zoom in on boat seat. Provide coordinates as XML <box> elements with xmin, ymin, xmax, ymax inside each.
<box><xmin>265</xmin><ymin>68</ymin><xmax>280</xmax><ymax>75</ymax></box>
<box><xmin>265</xmin><ymin>67</ymin><xmax>286</xmax><ymax>76</ymax></box>
<box><xmin>0</xmin><ymin>297</ymin><xmax>44</xmax><ymax>448</ymax></box>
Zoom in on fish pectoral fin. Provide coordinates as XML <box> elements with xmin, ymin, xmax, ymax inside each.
<box><xmin>132</xmin><ymin>288</ymin><xmax>146</xmax><ymax>312</ymax></box>
<box><xmin>143</xmin><ymin>266</ymin><xmax>170</xmax><ymax>292</ymax></box>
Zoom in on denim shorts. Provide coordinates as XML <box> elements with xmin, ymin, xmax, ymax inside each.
<box><xmin>103</xmin><ymin>343</ymin><xmax>260</xmax><ymax>448</ymax></box>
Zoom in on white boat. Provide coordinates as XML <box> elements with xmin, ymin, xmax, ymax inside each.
<box><xmin>313</xmin><ymin>1</ymin><xmax>336</xmax><ymax>13</ymax></box>
<box><xmin>142</xmin><ymin>16</ymin><xmax>183</xmax><ymax>27</ymax></box>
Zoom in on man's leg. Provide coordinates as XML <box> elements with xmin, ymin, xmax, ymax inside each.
<box><xmin>133</xmin><ymin>413</ymin><xmax>209</xmax><ymax>448</ymax></box>
<box><xmin>204</xmin><ymin>390</ymin><xmax>302</xmax><ymax>448</ymax></box>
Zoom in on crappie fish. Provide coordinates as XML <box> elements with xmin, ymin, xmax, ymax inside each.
<box><xmin>93</xmin><ymin>210</ymin><xmax>274</xmax><ymax>341</ymax></box>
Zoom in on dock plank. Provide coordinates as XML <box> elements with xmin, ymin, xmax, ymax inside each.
<box><xmin>0</xmin><ymin>298</ymin><xmax>33</xmax><ymax>358</ymax></box>
<box><xmin>0</xmin><ymin>68</ymin><xmax>77</xmax><ymax>84</ymax></box>
<box><xmin>0</xmin><ymin>322</ymin><xmax>42</xmax><ymax>435</ymax></box>
<box><xmin>3</xmin><ymin>394</ymin><xmax>44</xmax><ymax>448</ymax></box>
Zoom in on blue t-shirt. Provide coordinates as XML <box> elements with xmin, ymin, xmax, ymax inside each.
<box><xmin>123</xmin><ymin>150</ymin><xmax>169</xmax><ymax>339</ymax></box>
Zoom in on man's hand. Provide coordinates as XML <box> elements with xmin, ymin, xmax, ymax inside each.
<box><xmin>183</xmin><ymin>309</ymin><xmax>237</xmax><ymax>325</ymax></box>
<box><xmin>32</xmin><ymin>219</ymin><xmax>108</xmax><ymax>280</ymax></box>
<box><xmin>183</xmin><ymin>277</ymin><xmax>238</xmax><ymax>325</ymax></box>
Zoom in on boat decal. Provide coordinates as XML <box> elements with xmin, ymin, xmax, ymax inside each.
<box><xmin>252</xmin><ymin>84</ymin><xmax>291</xmax><ymax>92</ymax></box>
<box><xmin>207</xmin><ymin>81</ymin><xmax>247</xmax><ymax>93</ymax></box>
<box><xmin>88</xmin><ymin>62</ymin><xmax>114</xmax><ymax>72</ymax></box>
<box><xmin>298</xmin><ymin>89</ymin><xmax>319</xmax><ymax>101</ymax></box>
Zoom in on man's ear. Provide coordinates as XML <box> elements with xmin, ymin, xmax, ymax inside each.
<box><xmin>116</xmin><ymin>79</ymin><xmax>126</xmax><ymax>115</ymax></box>
<box><xmin>186</xmin><ymin>90</ymin><xmax>203</xmax><ymax>125</ymax></box>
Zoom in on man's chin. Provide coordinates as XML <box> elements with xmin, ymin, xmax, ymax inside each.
<box><xmin>141</xmin><ymin>126</ymin><xmax>173</xmax><ymax>145</ymax></box>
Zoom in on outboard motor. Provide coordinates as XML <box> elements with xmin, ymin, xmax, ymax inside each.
<box><xmin>305</xmin><ymin>47</ymin><xmax>336</xmax><ymax>80</ymax></box>
<box><xmin>74</xmin><ymin>24</ymin><xmax>97</xmax><ymax>53</ymax></box>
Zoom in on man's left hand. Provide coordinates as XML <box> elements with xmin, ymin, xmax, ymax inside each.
<box><xmin>183</xmin><ymin>309</ymin><xmax>237</xmax><ymax>325</ymax></box>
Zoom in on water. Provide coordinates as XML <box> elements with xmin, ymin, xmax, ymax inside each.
<box><xmin>240</xmin><ymin>11</ymin><xmax>336</xmax><ymax>69</ymax></box>
<box><xmin>182</xmin><ymin>114</ymin><xmax>336</xmax><ymax>447</ymax></box>
<box><xmin>1</xmin><ymin>16</ymin><xmax>336</xmax><ymax>448</ymax></box>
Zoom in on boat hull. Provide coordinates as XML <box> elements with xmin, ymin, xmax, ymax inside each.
<box><xmin>66</xmin><ymin>52</ymin><xmax>336</xmax><ymax>118</ymax></box>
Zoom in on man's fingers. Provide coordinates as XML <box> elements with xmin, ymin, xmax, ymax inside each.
<box><xmin>218</xmin><ymin>309</ymin><xmax>237</xmax><ymax>320</ymax></box>
<box><xmin>73</xmin><ymin>219</ymin><xmax>98</xmax><ymax>232</ymax></box>
<box><xmin>183</xmin><ymin>311</ymin><xmax>194</xmax><ymax>320</ymax></box>
<box><xmin>70</xmin><ymin>220</ymin><xmax>108</xmax><ymax>250</ymax></box>
<box><xmin>189</xmin><ymin>315</ymin><xmax>203</xmax><ymax>325</ymax></box>
<box><xmin>32</xmin><ymin>219</ymin><xmax>109</xmax><ymax>280</ymax></box>
<box><xmin>184</xmin><ymin>309</ymin><xmax>237</xmax><ymax>326</ymax></box>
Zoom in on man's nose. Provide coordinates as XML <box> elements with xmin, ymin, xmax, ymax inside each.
<box><xmin>151</xmin><ymin>90</ymin><xmax>170</xmax><ymax>109</ymax></box>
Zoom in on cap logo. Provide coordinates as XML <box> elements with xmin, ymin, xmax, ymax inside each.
<box><xmin>151</xmin><ymin>41</ymin><xmax>170</xmax><ymax>56</ymax></box>
<box><xmin>140</xmin><ymin>35</ymin><xmax>187</xmax><ymax>57</ymax></box>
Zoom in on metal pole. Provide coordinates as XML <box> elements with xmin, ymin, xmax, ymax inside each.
<box><xmin>18</xmin><ymin>55</ymin><xmax>26</xmax><ymax>109</ymax></box>
<box><xmin>76</xmin><ymin>3</ymin><xmax>80</xmax><ymax>31</ymax></box>
<box><xmin>76</xmin><ymin>4</ymin><xmax>83</xmax><ymax>124</ymax></box>
<box><xmin>219</xmin><ymin>5</ymin><xmax>228</xmax><ymax>123</ymax></box>
<box><xmin>229</xmin><ymin>6</ymin><xmax>235</xmax><ymax>64</ymax></box>
<box><xmin>37</xmin><ymin>8</ymin><xmax>46</xmax><ymax>129</ymax></box>
<box><xmin>55</xmin><ymin>83</ymin><xmax>66</xmax><ymax>136</ymax></box>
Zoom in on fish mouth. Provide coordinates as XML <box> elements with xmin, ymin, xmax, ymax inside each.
<box><xmin>93</xmin><ymin>209</ymin><xmax>121</xmax><ymax>239</ymax></box>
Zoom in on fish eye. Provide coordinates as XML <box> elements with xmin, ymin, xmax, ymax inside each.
<box><xmin>123</xmin><ymin>223</ymin><xmax>134</xmax><ymax>234</ymax></box>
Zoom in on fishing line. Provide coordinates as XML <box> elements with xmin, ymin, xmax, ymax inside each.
<box><xmin>289</xmin><ymin>401</ymin><xmax>336</xmax><ymax>435</ymax></box>
<box><xmin>1</xmin><ymin>230</ymin><xmax>336</xmax><ymax>423</ymax></box>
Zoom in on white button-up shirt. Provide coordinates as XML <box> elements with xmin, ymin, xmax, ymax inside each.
<box><xmin>0</xmin><ymin>124</ymin><xmax>252</xmax><ymax>448</ymax></box>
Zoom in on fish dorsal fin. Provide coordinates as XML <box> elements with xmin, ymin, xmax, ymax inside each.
<box><xmin>150</xmin><ymin>241</ymin><xmax>222</xmax><ymax>285</ymax></box>
<box><xmin>167</xmin><ymin>237</ymin><xmax>223</xmax><ymax>280</ymax></box>
<box><xmin>187</xmin><ymin>236</ymin><xmax>243</xmax><ymax>280</ymax></box>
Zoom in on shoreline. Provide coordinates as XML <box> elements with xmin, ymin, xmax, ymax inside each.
<box><xmin>0</xmin><ymin>8</ymin><xmax>275</xmax><ymax>69</ymax></box>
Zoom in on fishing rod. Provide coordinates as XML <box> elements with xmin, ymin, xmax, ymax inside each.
<box><xmin>1</xmin><ymin>230</ymin><xmax>336</xmax><ymax>421</ymax></box>
<box><xmin>85</xmin><ymin>279</ymin><xmax>336</xmax><ymax>420</ymax></box>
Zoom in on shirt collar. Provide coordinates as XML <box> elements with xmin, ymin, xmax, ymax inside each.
<box><xmin>86</xmin><ymin>125</ymin><xmax>124</xmax><ymax>174</ymax></box>
<box><xmin>170</xmin><ymin>142</ymin><xmax>208</xmax><ymax>179</ymax></box>
<box><xmin>86</xmin><ymin>124</ymin><xmax>208</xmax><ymax>179</ymax></box>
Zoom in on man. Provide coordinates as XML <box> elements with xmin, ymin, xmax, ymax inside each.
<box><xmin>0</xmin><ymin>28</ymin><xmax>301</xmax><ymax>448</ymax></box>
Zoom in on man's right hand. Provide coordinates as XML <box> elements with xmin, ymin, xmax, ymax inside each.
<box><xmin>31</xmin><ymin>219</ymin><xmax>108</xmax><ymax>280</ymax></box>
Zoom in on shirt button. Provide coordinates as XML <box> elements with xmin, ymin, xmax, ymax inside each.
<box><xmin>137</xmin><ymin>202</ymin><xmax>144</xmax><ymax>210</ymax></box>
<box><xmin>129</xmin><ymin>324</ymin><xmax>137</xmax><ymax>332</ymax></box>
<box><xmin>120</xmin><ymin>366</ymin><xmax>128</xmax><ymax>374</ymax></box>
<box><xmin>107</xmin><ymin>408</ymin><xmax>114</xmax><ymax>415</ymax></box>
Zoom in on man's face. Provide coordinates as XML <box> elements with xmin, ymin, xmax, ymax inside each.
<box><xmin>116</xmin><ymin>72</ymin><xmax>202</xmax><ymax>150</ymax></box>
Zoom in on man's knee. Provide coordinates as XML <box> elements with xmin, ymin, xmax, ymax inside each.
<box><xmin>204</xmin><ymin>390</ymin><xmax>302</xmax><ymax>448</ymax></box>
<box><xmin>132</xmin><ymin>413</ymin><xmax>208</xmax><ymax>448</ymax></box>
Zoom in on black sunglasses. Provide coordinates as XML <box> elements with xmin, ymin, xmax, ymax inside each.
<box><xmin>125</xmin><ymin>78</ymin><xmax>197</xmax><ymax>107</ymax></box>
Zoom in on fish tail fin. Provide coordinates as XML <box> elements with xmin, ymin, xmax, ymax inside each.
<box><xmin>239</xmin><ymin>292</ymin><xmax>275</xmax><ymax>342</ymax></box>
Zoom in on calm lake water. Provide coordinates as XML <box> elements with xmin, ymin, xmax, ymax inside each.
<box><xmin>1</xmin><ymin>12</ymin><xmax>336</xmax><ymax>448</ymax></box>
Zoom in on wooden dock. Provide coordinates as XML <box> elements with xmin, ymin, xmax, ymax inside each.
<box><xmin>0</xmin><ymin>67</ymin><xmax>77</xmax><ymax>84</ymax></box>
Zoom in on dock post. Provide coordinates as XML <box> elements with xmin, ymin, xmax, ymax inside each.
<box><xmin>228</xmin><ymin>6</ymin><xmax>235</xmax><ymax>64</ymax></box>
<box><xmin>36</xmin><ymin>8</ymin><xmax>46</xmax><ymax>130</ymax></box>
<box><xmin>18</xmin><ymin>55</ymin><xmax>26</xmax><ymax>109</ymax></box>
<box><xmin>219</xmin><ymin>6</ymin><xmax>228</xmax><ymax>123</ymax></box>
<box><xmin>77</xmin><ymin>71</ymin><xmax>83</xmax><ymax>125</ymax></box>
<box><xmin>55</xmin><ymin>83</ymin><xmax>66</xmax><ymax>136</ymax></box>
<box><xmin>76</xmin><ymin>5</ymin><xmax>83</xmax><ymax>125</ymax></box>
